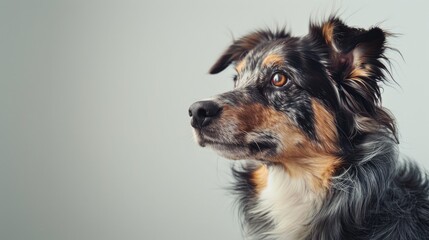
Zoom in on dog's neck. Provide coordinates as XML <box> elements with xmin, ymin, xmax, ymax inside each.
<box><xmin>246</xmin><ymin>165</ymin><xmax>326</xmax><ymax>239</ymax></box>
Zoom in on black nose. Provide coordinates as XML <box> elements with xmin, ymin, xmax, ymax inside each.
<box><xmin>188</xmin><ymin>100</ymin><xmax>222</xmax><ymax>129</ymax></box>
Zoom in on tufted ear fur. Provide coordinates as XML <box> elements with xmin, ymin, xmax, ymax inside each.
<box><xmin>209</xmin><ymin>29</ymin><xmax>290</xmax><ymax>74</ymax></box>
<box><xmin>311</xmin><ymin>17</ymin><xmax>397</xmax><ymax>140</ymax></box>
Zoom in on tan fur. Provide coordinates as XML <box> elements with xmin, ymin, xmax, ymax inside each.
<box><xmin>235</xmin><ymin>60</ymin><xmax>246</xmax><ymax>73</ymax></box>
<box><xmin>284</xmin><ymin>155</ymin><xmax>340</xmax><ymax>190</ymax></box>
<box><xmin>349</xmin><ymin>68</ymin><xmax>370</xmax><ymax>79</ymax></box>
<box><xmin>322</xmin><ymin>22</ymin><xmax>335</xmax><ymax>45</ymax></box>
<box><xmin>262</xmin><ymin>54</ymin><xmax>284</xmax><ymax>67</ymax></box>
<box><xmin>217</xmin><ymin>105</ymin><xmax>240</xmax><ymax>127</ymax></box>
<box><xmin>251</xmin><ymin>164</ymin><xmax>269</xmax><ymax>194</ymax></box>
<box><xmin>221</xmin><ymin>102</ymin><xmax>340</xmax><ymax>191</ymax></box>
<box><xmin>304</xmin><ymin>100</ymin><xmax>341</xmax><ymax>189</ymax></box>
<box><xmin>312</xmin><ymin>100</ymin><xmax>339</xmax><ymax>153</ymax></box>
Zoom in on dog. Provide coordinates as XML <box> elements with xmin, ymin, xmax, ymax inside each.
<box><xmin>188</xmin><ymin>17</ymin><xmax>429</xmax><ymax>240</ymax></box>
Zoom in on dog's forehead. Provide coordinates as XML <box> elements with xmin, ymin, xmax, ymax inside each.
<box><xmin>243</xmin><ymin>42</ymin><xmax>285</xmax><ymax>70</ymax></box>
<box><xmin>235</xmin><ymin>41</ymin><xmax>287</xmax><ymax>87</ymax></box>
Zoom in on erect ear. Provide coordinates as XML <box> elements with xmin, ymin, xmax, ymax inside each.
<box><xmin>319</xmin><ymin>17</ymin><xmax>387</xmax><ymax>81</ymax></box>
<box><xmin>209</xmin><ymin>29</ymin><xmax>289</xmax><ymax>74</ymax></box>
<box><xmin>312</xmin><ymin>18</ymin><xmax>396</xmax><ymax>140</ymax></box>
<box><xmin>313</xmin><ymin>17</ymin><xmax>389</xmax><ymax>113</ymax></box>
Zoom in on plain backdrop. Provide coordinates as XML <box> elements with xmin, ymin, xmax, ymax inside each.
<box><xmin>1</xmin><ymin>0</ymin><xmax>429</xmax><ymax>239</ymax></box>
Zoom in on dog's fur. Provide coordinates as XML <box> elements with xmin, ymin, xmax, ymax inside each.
<box><xmin>189</xmin><ymin>17</ymin><xmax>429</xmax><ymax>240</ymax></box>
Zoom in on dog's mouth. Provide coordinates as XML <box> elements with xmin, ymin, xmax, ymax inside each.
<box><xmin>248</xmin><ymin>140</ymin><xmax>277</xmax><ymax>154</ymax></box>
<box><xmin>193</xmin><ymin>129</ymin><xmax>278</xmax><ymax>159</ymax></box>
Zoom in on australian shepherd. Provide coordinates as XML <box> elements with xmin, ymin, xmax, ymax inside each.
<box><xmin>189</xmin><ymin>17</ymin><xmax>429</xmax><ymax>240</ymax></box>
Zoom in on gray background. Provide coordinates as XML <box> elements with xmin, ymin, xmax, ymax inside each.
<box><xmin>1</xmin><ymin>0</ymin><xmax>428</xmax><ymax>239</ymax></box>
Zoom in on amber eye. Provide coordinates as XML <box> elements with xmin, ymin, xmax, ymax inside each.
<box><xmin>271</xmin><ymin>73</ymin><xmax>288</xmax><ymax>87</ymax></box>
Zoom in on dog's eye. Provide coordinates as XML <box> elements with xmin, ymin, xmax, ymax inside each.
<box><xmin>271</xmin><ymin>73</ymin><xmax>287</xmax><ymax>87</ymax></box>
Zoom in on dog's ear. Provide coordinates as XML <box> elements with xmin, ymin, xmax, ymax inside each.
<box><xmin>312</xmin><ymin>17</ymin><xmax>390</xmax><ymax>114</ymax></box>
<box><xmin>320</xmin><ymin>18</ymin><xmax>386</xmax><ymax>55</ymax></box>
<box><xmin>209</xmin><ymin>30</ymin><xmax>289</xmax><ymax>74</ymax></box>
<box><xmin>311</xmin><ymin>18</ymin><xmax>396</xmax><ymax>140</ymax></box>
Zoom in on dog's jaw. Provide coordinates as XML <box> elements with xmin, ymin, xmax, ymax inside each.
<box><xmin>192</xmin><ymin>123</ymin><xmax>284</xmax><ymax>161</ymax></box>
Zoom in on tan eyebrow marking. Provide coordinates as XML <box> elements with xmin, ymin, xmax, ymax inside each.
<box><xmin>235</xmin><ymin>60</ymin><xmax>246</xmax><ymax>73</ymax></box>
<box><xmin>262</xmin><ymin>54</ymin><xmax>284</xmax><ymax>67</ymax></box>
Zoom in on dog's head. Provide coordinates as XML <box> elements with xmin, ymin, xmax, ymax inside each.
<box><xmin>189</xmin><ymin>18</ymin><xmax>396</xmax><ymax>167</ymax></box>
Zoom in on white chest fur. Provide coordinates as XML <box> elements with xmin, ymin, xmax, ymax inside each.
<box><xmin>250</xmin><ymin>165</ymin><xmax>325</xmax><ymax>240</ymax></box>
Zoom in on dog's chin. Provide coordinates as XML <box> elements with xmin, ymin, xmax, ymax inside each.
<box><xmin>207</xmin><ymin>142</ymin><xmax>250</xmax><ymax>160</ymax></box>
<box><xmin>192</xmin><ymin>130</ymin><xmax>208</xmax><ymax>147</ymax></box>
<box><xmin>193</xmin><ymin>132</ymin><xmax>248</xmax><ymax>159</ymax></box>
